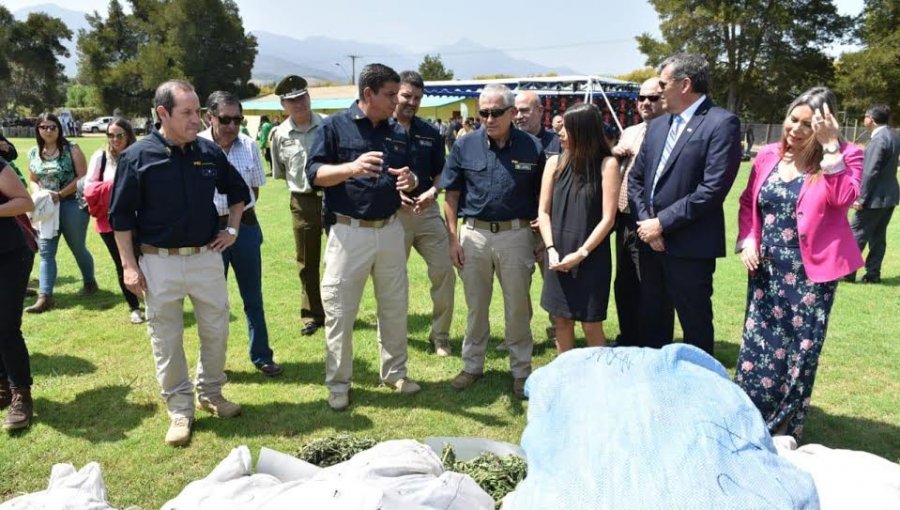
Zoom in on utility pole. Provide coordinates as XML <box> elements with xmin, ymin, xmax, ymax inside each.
<box><xmin>347</xmin><ymin>55</ymin><xmax>361</xmax><ymax>85</ymax></box>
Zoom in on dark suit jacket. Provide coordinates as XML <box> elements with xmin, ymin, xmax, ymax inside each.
<box><xmin>859</xmin><ymin>127</ymin><xmax>900</xmax><ymax>208</ymax></box>
<box><xmin>628</xmin><ymin>97</ymin><xmax>741</xmax><ymax>259</ymax></box>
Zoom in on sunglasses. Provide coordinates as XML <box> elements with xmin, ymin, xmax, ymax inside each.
<box><xmin>478</xmin><ymin>106</ymin><xmax>512</xmax><ymax>119</ymax></box>
<box><xmin>216</xmin><ymin>115</ymin><xmax>244</xmax><ymax>125</ymax></box>
<box><xmin>638</xmin><ymin>95</ymin><xmax>660</xmax><ymax>102</ymax></box>
<box><xmin>107</xmin><ymin>133</ymin><xmax>126</xmax><ymax>141</ymax></box>
<box><xmin>38</xmin><ymin>125</ymin><xmax>58</xmax><ymax>131</ymax></box>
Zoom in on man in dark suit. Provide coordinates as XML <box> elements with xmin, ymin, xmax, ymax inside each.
<box><xmin>627</xmin><ymin>53</ymin><xmax>742</xmax><ymax>355</ymax></box>
<box><xmin>848</xmin><ymin>104</ymin><xmax>900</xmax><ymax>284</ymax></box>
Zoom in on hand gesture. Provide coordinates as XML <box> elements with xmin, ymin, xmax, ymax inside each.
<box><xmin>812</xmin><ymin>103</ymin><xmax>840</xmax><ymax>147</ymax></box>
<box><xmin>350</xmin><ymin>151</ymin><xmax>384</xmax><ymax>178</ymax></box>
<box><xmin>388</xmin><ymin>166</ymin><xmax>416</xmax><ymax>192</ymax></box>
<box><xmin>740</xmin><ymin>244</ymin><xmax>760</xmax><ymax>272</ymax></box>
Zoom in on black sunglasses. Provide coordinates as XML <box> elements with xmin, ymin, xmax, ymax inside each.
<box><xmin>216</xmin><ymin>115</ymin><xmax>244</xmax><ymax>125</ymax></box>
<box><xmin>478</xmin><ymin>106</ymin><xmax>512</xmax><ymax>119</ymax></box>
<box><xmin>38</xmin><ymin>124</ymin><xmax>58</xmax><ymax>131</ymax></box>
<box><xmin>638</xmin><ymin>95</ymin><xmax>660</xmax><ymax>102</ymax></box>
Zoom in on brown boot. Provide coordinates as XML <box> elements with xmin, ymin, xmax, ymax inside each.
<box><xmin>25</xmin><ymin>294</ymin><xmax>54</xmax><ymax>314</ymax></box>
<box><xmin>3</xmin><ymin>387</ymin><xmax>33</xmax><ymax>430</ymax></box>
<box><xmin>0</xmin><ymin>380</ymin><xmax>10</xmax><ymax>410</ymax></box>
<box><xmin>79</xmin><ymin>281</ymin><xmax>99</xmax><ymax>296</ymax></box>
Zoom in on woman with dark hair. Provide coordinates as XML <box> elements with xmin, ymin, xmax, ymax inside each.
<box><xmin>735</xmin><ymin>86</ymin><xmax>863</xmax><ymax>438</ymax></box>
<box><xmin>25</xmin><ymin>112</ymin><xmax>96</xmax><ymax>313</ymax></box>
<box><xmin>85</xmin><ymin>118</ymin><xmax>142</xmax><ymax>323</ymax></box>
<box><xmin>538</xmin><ymin>103</ymin><xmax>620</xmax><ymax>352</ymax></box>
<box><xmin>0</xmin><ymin>157</ymin><xmax>36</xmax><ymax>430</ymax></box>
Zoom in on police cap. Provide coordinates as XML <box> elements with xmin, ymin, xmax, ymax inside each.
<box><xmin>275</xmin><ymin>75</ymin><xmax>309</xmax><ymax>99</ymax></box>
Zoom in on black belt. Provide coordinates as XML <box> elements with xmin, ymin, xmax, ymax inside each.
<box><xmin>219</xmin><ymin>208</ymin><xmax>257</xmax><ymax>227</ymax></box>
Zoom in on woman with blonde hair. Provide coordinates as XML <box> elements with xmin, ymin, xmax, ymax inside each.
<box><xmin>734</xmin><ymin>86</ymin><xmax>863</xmax><ymax>438</ymax></box>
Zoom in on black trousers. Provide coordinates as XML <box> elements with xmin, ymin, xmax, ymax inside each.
<box><xmin>851</xmin><ymin>207</ymin><xmax>895</xmax><ymax>279</ymax></box>
<box><xmin>0</xmin><ymin>246</ymin><xmax>35</xmax><ymax>388</ymax></box>
<box><xmin>99</xmin><ymin>231</ymin><xmax>141</xmax><ymax>310</ymax></box>
<box><xmin>614</xmin><ymin>213</ymin><xmax>641</xmax><ymax>345</ymax></box>
<box><xmin>638</xmin><ymin>249</ymin><xmax>716</xmax><ymax>355</ymax></box>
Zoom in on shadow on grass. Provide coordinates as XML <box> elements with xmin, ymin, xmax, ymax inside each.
<box><xmin>33</xmin><ymin>384</ymin><xmax>155</xmax><ymax>442</ymax></box>
<box><xmin>30</xmin><ymin>352</ymin><xmax>97</xmax><ymax>377</ymax></box>
<box><xmin>804</xmin><ymin>406</ymin><xmax>900</xmax><ymax>462</ymax></box>
<box><xmin>226</xmin><ymin>359</ymin><xmax>377</xmax><ymax>386</ymax></box>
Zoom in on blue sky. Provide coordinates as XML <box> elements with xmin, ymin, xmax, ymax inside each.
<box><xmin>7</xmin><ymin>0</ymin><xmax>865</xmax><ymax>76</ymax></box>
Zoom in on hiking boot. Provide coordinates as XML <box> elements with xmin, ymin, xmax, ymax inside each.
<box><xmin>79</xmin><ymin>280</ymin><xmax>99</xmax><ymax>296</ymax></box>
<box><xmin>164</xmin><ymin>416</ymin><xmax>192</xmax><ymax>447</ymax></box>
<box><xmin>0</xmin><ymin>380</ymin><xmax>10</xmax><ymax>410</ymax></box>
<box><xmin>387</xmin><ymin>378</ymin><xmax>421</xmax><ymax>395</ymax></box>
<box><xmin>431</xmin><ymin>337</ymin><xmax>452</xmax><ymax>357</ymax></box>
<box><xmin>327</xmin><ymin>391</ymin><xmax>349</xmax><ymax>411</ymax></box>
<box><xmin>513</xmin><ymin>377</ymin><xmax>528</xmax><ymax>400</ymax></box>
<box><xmin>197</xmin><ymin>394</ymin><xmax>242</xmax><ymax>418</ymax></box>
<box><xmin>451</xmin><ymin>371</ymin><xmax>481</xmax><ymax>391</ymax></box>
<box><xmin>25</xmin><ymin>294</ymin><xmax>54</xmax><ymax>314</ymax></box>
<box><xmin>3</xmin><ymin>387</ymin><xmax>33</xmax><ymax>431</ymax></box>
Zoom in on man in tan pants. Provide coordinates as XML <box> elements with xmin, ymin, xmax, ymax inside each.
<box><xmin>394</xmin><ymin>70</ymin><xmax>455</xmax><ymax>357</ymax></box>
<box><xmin>441</xmin><ymin>83</ymin><xmax>546</xmax><ymax>399</ymax></box>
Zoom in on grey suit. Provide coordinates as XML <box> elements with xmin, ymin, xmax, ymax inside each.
<box><xmin>850</xmin><ymin>126</ymin><xmax>900</xmax><ymax>280</ymax></box>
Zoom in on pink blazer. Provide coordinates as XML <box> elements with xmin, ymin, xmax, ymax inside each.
<box><xmin>737</xmin><ymin>142</ymin><xmax>864</xmax><ymax>283</ymax></box>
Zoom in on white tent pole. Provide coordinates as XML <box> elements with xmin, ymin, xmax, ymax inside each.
<box><xmin>593</xmin><ymin>76</ymin><xmax>624</xmax><ymax>132</ymax></box>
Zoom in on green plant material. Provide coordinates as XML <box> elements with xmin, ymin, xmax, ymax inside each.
<box><xmin>296</xmin><ymin>433</ymin><xmax>378</xmax><ymax>467</ymax></box>
<box><xmin>441</xmin><ymin>445</ymin><xmax>528</xmax><ymax>508</ymax></box>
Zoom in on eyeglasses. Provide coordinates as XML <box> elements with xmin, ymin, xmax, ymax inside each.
<box><xmin>478</xmin><ymin>106</ymin><xmax>512</xmax><ymax>119</ymax></box>
<box><xmin>38</xmin><ymin>125</ymin><xmax>58</xmax><ymax>132</ymax></box>
<box><xmin>216</xmin><ymin>115</ymin><xmax>244</xmax><ymax>125</ymax></box>
<box><xmin>638</xmin><ymin>95</ymin><xmax>660</xmax><ymax>103</ymax></box>
<box><xmin>107</xmin><ymin>133</ymin><xmax>126</xmax><ymax>141</ymax></box>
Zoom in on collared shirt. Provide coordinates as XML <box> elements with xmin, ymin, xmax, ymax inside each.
<box><xmin>272</xmin><ymin>113</ymin><xmax>324</xmax><ymax>194</ymax></box>
<box><xmin>109</xmin><ymin>129</ymin><xmax>250</xmax><ymax>248</ymax></box>
<box><xmin>306</xmin><ymin>101</ymin><xmax>410</xmax><ymax>222</ymax></box>
<box><xmin>199</xmin><ymin>129</ymin><xmax>265</xmax><ymax>216</ymax></box>
<box><xmin>402</xmin><ymin>116</ymin><xmax>445</xmax><ymax>196</ymax></box>
<box><xmin>536</xmin><ymin>126</ymin><xmax>561</xmax><ymax>156</ymax></box>
<box><xmin>441</xmin><ymin>126</ymin><xmax>545</xmax><ymax>221</ymax></box>
<box><xmin>614</xmin><ymin>122</ymin><xmax>648</xmax><ymax>212</ymax></box>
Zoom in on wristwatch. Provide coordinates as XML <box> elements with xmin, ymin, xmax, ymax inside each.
<box><xmin>225</xmin><ymin>227</ymin><xmax>238</xmax><ymax>237</ymax></box>
<box><xmin>822</xmin><ymin>142</ymin><xmax>840</xmax><ymax>154</ymax></box>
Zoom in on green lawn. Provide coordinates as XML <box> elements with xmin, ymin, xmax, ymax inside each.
<box><xmin>2</xmin><ymin>135</ymin><xmax>898</xmax><ymax>508</ymax></box>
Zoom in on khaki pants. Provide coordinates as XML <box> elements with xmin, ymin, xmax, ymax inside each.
<box><xmin>398</xmin><ymin>203</ymin><xmax>455</xmax><ymax>342</ymax></box>
<box><xmin>458</xmin><ymin>224</ymin><xmax>534</xmax><ymax>378</ymax></box>
<box><xmin>290</xmin><ymin>192</ymin><xmax>324</xmax><ymax>324</ymax></box>
<box><xmin>321</xmin><ymin>220</ymin><xmax>409</xmax><ymax>393</ymax></box>
<box><xmin>140</xmin><ymin>250</ymin><xmax>229</xmax><ymax>419</ymax></box>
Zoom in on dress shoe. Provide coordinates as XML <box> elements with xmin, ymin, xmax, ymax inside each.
<box><xmin>860</xmin><ymin>274</ymin><xmax>881</xmax><ymax>284</ymax></box>
<box><xmin>198</xmin><ymin>394</ymin><xmax>242</xmax><ymax>418</ymax></box>
<box><xmin>513</xmin><ymin>377</ymin><xmax>528</xmax><ymax>400</ymax></box>
<box><xmin>3</xmin><ymin>387</ymin><xmax>32</xmax><ymax>431</ymax></box>
<box><xmin>79</xmin><ymin>280</ymin><xmax>99</xmax><ymax>296</ymax></box>
<box><xmin>301</xmin><ymin>321</ymin><xmax>323</xmax><ymax>336</ymax></box>
<box><xmin>450</xmin><ymin>371</ymin><xmax>481</xmax><ymax>391</ymax></box>
<box><xmin>328</xmin><ymin>391</ymin><xmax>349</xmax><ymax>411</ymax></box>
<box><xmin>164</xmin><ymin>416</ymin><xmax>192</xmax><ymax>447</ymax></box>
<box><xmin>256</xmin><ymin>362</ymin><xmax>283</xmax><ymax>377</ymax></box>
<box><xmin>25</xmin><ymin>294</ymin><xmax>54</xmax><ymax>314</ymax></box>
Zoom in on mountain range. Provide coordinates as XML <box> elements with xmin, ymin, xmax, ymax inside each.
<box><xmin>13</xmin><ymin>3</ymin><xmax>578</xmax><ymax>83</ymax></box>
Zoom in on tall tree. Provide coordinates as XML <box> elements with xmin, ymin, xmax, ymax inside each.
<box><xmin>637</xmin><ymin>0</ymin><xmax>853</xmax><ymax>121</ymax></box>
<box><xmin>5</xmin><ymin>12</ymin><xmax>72</xmax><ymax>113</ymax></box>
<box><xmin>833</xmin><ymin>0</ymin><xmax>899</xmax><ymax>118</ymax></box>
<box><xmin>419</xmin><ymin>54</ymin><xmax>454</xmax><ymax>81</ymax></box>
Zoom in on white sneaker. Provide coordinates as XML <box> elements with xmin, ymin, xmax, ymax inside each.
<box><xmin>130</xmin><ymin>309</ymin><xmax>145</xmax><ymax>324</ymax></box>
<box><xmin>432</xmin><ymin>338</ymin><xmax>452</xmax><ymax>357</ymax></box>
<box><xmin>164</xmin><ymin>416</ymin><xmax>192</xmax><ymax>447</ymax></box>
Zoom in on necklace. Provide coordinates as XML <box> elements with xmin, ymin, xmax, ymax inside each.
<box><xmin>42</xmin><ymin>146</ymin><xmax>60</xmax><ymax>159</ymax></box>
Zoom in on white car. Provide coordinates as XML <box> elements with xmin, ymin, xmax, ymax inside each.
<box><xmin>81</xmin><ymin>116</ymin><xmax>114</xmax><ymax>134</ymax></box>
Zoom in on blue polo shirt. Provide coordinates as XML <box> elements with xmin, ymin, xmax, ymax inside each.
<box><xmin>109</xmin><ymin>130</ymin><xmax>250</xmax><ymax>248</ymax></box>
<box><xmin>537</xmin><ymin>126</ymin><xmax>561</xmax><ymax>156</ymax></box>
<box><xmin>405</xmin><ymin>116</ymin><xmax>445</xmax><ymax>196</ymax></box>
<box><xmin>306</xmin><ymin>101</ymin><xmax>410</xmax><ymax>222</ymax></box>
<box><xmin>441</xmin><ymin>125</ymin><xmax>545</xmax><ymax>221</ymax></box>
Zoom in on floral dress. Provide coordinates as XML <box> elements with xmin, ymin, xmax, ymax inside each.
<box><xmin>734</xmin><ymin>168</ymin><xmax>838</xmax><ymax>439</ymax></box>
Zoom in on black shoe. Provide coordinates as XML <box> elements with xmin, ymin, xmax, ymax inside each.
<box><xmin>842</xmin><ymin>274</ymin><xmax>856</xmax><ymax>283</ymax></box>
<box><xmin>256</xmin><ymin>362</ymin><xmax>283</xmax><ymax>377</ymax></box>
<box><xmin>301</xmin><ymin>322</ymin><xmax>323</xmax><ymax>336</ymax></box>
<box><xmin>861</xmin><ymin>274</ymin><xmax>882</xmax><ymax>284</ymax></box>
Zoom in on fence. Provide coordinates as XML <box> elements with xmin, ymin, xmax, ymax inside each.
<box><xmin>744</xmin><ymin>123</ymin><xmax>900</xmax><ymax>149</ymax></box>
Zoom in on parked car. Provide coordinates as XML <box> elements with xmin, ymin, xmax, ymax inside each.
<box><xmin>81</xmin><ymin>116</ymin><xmax>114</xmax><ymax>134</ymax></box>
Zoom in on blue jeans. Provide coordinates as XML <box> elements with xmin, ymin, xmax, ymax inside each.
<box><xmin>222</xmin><ymin>222</ymin><xmax>273</xmax><ymax>366</ymax></box>
<box><xmin>37</xmin><ymin>198</ymin><xmax>95</xmax><ymax>296</ymax></box>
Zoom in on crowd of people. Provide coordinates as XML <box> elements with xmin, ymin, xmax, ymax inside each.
<box><xmin>1</xmin><ymin>53</ymin><xmax>897</xmax><ymax>449</ymax></box>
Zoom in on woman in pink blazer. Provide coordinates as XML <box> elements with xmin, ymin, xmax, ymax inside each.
<box><xmin>734</xmin><ymin>87</ymin><xmax>863</xmax><ymax>439</ymax></box>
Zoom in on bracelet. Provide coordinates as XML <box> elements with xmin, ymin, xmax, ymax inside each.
<box><xmin>577</xmin><ymin>247</ymin><xmax>590</xmax><ymax>258</ymax></box>
<box><xmin>545</xmin><ymin>245</ymin><xmax>555</xmax><ymax>251</ymax></box>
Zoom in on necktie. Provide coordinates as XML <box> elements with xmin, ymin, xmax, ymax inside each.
<box><xmin>651</xmin><ymin>115</ymin><xmax>683</xmax><ymax>201</ymax></box>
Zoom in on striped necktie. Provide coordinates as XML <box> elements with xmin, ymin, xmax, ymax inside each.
<box><xmin>651</xmin><ymin>115</ymin><xmax>683</xmax><ymax>201</ymax></box>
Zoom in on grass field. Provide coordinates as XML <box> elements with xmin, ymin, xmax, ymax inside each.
<box><xmin>1</xmin><ymin>135</ymin><xmax>898</xmax><ymax>508</ymax></box>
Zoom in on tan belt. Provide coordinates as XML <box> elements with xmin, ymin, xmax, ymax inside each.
<box><xmin>334</xmin><ymin>213</ymin><xmax>396</xmax><ymax>229</ymax></box>
<box><xmin>141</xmin><ymin>244</ymin><xmax>208</xmax><ymax>256</ymax></box>
<box><xmin>465</xmin><ymin>218</ymin><xmax>531</xmax><ymax>233</ymax></box>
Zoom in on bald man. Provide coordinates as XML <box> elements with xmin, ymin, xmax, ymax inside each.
<box><xmin>611</xmin><ymin>77</ymin><xmax>664</xmax><ymax>346</ymax></box>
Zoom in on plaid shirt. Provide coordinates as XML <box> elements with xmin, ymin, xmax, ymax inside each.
<box><xmin>199</xmin><ymin>129</ymin><xmax>265</xmax><ymax>216</ymax></box>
